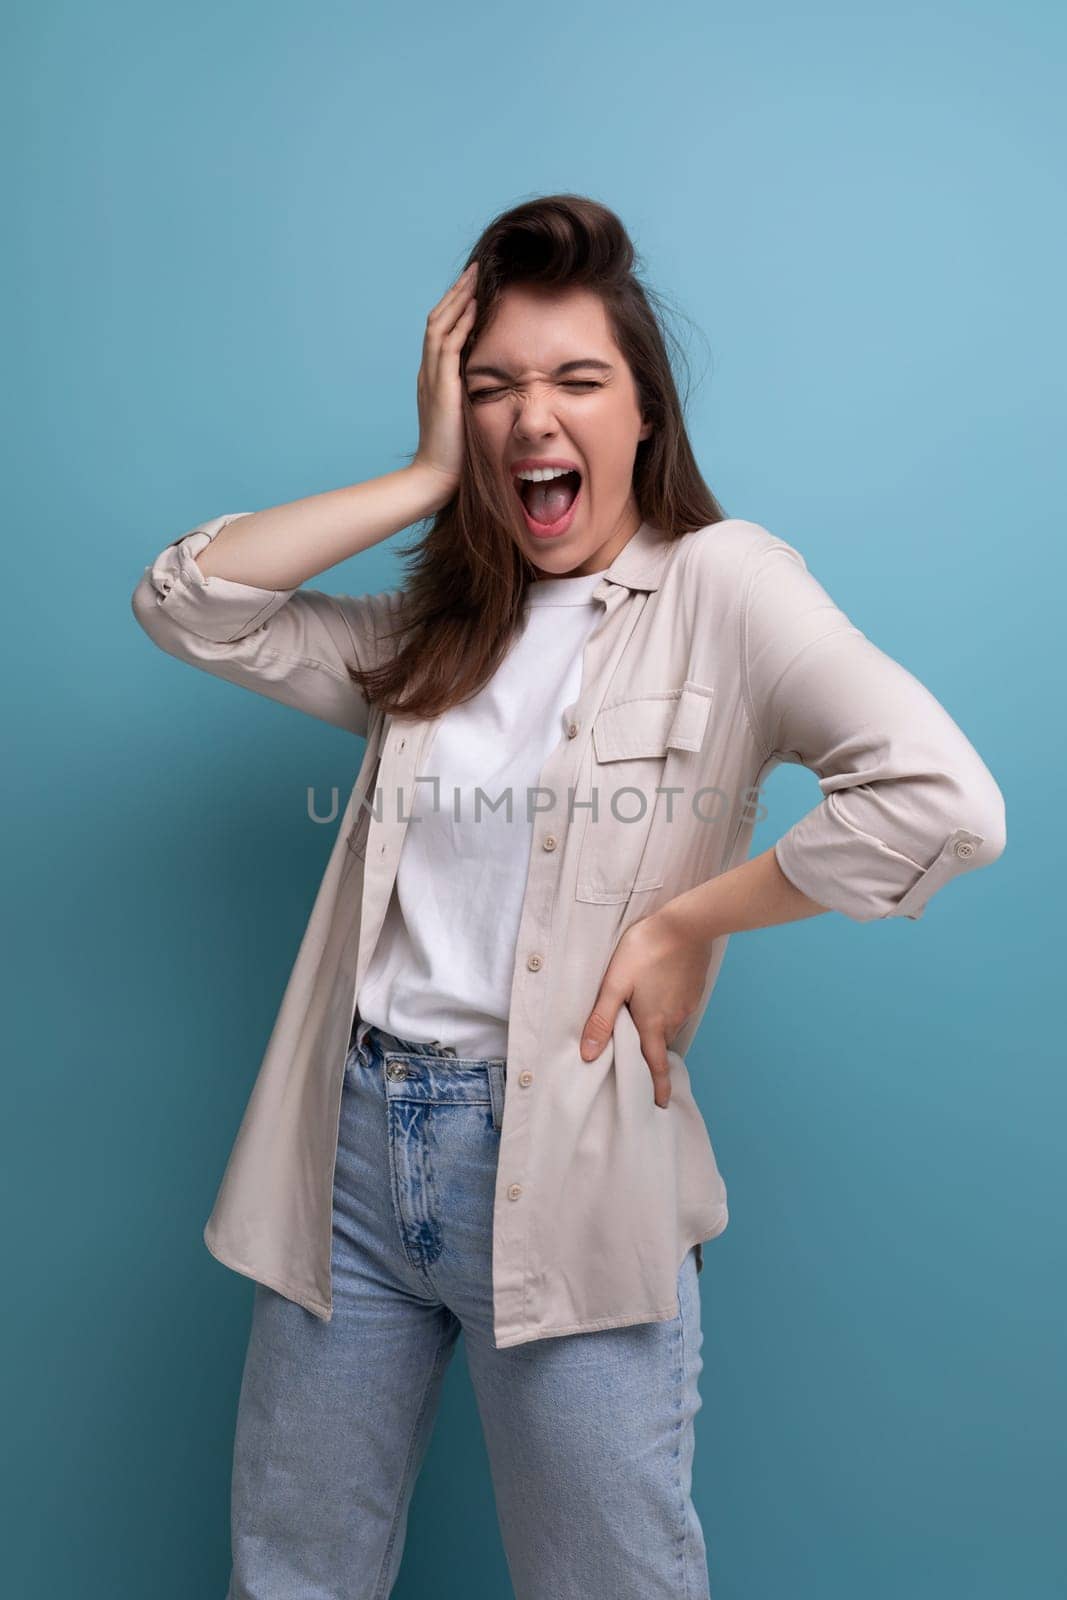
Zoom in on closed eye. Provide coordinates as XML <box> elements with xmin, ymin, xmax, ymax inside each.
<box><xmin>467</xmin><ymin>381</ymin><xmax>602</xmax><ymax>402</ymax></box>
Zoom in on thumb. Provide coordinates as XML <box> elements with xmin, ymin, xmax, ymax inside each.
<box><xmin>580</xmin><ymin>994</ymin><xmax>621</xmax><ymax>1060</ymax></box>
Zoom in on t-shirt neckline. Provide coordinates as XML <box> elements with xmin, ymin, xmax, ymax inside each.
<box><xmin>524</xmin><ymin>570</ymin><xmax>606</xmax><ymax>607</ymax></box>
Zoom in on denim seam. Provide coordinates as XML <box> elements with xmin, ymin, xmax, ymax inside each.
<box><xmin>385</xmin><ymin>1090</ymin><xmax>429</xmax><ymax>1280</ymax></box>
<box><xmin>681</xmin><ymin>1260</ymin><xmax>697</xmax><ymax>1600</ymax></box>
<box><xmin>371</xmin><ymin>1321</ymin><xmax>455</xmax><ymax>1600</ymax></box>
<box><xmin>672</xmin><ymin>1293</ymin><xmax>689</xmax><ymax>1599</ymax></box>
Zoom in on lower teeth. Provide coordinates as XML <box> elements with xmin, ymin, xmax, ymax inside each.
<box><xmin>523</xmin><ymin>475</ymin><xmax>579</xmax><ymax>524</ymax></box>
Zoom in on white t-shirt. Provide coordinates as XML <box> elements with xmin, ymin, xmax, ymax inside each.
<box><xmin>355</xmin><ymin>567</ymin><xmax>605</xmax><ymax>1058</ymax></box>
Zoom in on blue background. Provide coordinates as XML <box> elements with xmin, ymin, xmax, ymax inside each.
<box><xmin>4</xmin><ymin>1</ymin><xmax>1062</xmax><ymax>1595</ymax></box>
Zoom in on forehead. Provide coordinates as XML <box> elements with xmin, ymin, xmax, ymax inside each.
<box><xmin>470</xmin><ymin>284</ymin><xmax>617</xmax><ymax>367</ymax></box>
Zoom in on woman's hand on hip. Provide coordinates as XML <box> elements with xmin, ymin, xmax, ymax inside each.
<box><xmin>578</xmin><ymin>910</ymin><xmax>716</xmax><ymax>1109</ymax></box>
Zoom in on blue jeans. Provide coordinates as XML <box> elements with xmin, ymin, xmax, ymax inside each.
<box><xmin>225</xmin><ymin>1018</ymin><xmax>711</xmax><ymax>1599</ymax></box>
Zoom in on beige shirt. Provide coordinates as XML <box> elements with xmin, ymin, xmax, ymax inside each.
<box><xmin>130</xmin><ymin>512</ymin><xmax>1006</xmax><ymax>1348</ymax></box>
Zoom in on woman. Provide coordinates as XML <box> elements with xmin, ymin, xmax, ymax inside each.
<box><xmin>131</xmin><ymin>194</ymin><xmax>1006</xmax><ymax>1599</ymax></box>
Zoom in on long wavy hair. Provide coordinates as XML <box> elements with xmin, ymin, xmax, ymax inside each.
<box><xmin>351</xmin><ymin>193</ymin><xmax>729</xmax><ymax>719</ymax></box>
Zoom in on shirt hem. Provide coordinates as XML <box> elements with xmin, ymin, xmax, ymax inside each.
<box><xmin>492</xmin><ymin>1208</ymin><xmax>730</xmax><ymax>1349</ymax></box>
<box><xmin>202</xmin><ymin>1224</ymin><xmax>332</xmax><ymax>1322</ymax></box>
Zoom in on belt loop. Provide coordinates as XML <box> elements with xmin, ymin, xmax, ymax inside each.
<box><xmin>352</xmin><ymin>1014</ymin><xmax>375</xmax><ymax>1068</ymax></box>
<box><xmin>487</xmin><ymin>1062</ymin><xmax>506</xmax><ymax>1131</ymax></box>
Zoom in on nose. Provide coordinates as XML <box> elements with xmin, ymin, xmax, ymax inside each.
<box><xmin>509</xmin><ymin>384</ymin><xmax>564</xmax><ymax>441</ymax></box>
<box><xmin>513</xmin><ymin>408</ymin><xmax>561</xmax><ymax>445</ymax></box>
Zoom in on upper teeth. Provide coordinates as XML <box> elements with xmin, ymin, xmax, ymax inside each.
<box><xmin>514</xmin><ymin>466</ymin><xmax>576</xmax><ymax>482</ymax></box>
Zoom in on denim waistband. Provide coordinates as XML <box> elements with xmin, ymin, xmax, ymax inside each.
<box><xmin>350</xmin><ymin>1010</ymin><xmax>507</xmax><ymax>1067</ymax></box>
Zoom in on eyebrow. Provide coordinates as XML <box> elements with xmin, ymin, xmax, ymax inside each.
<box><xmin>465</xmin><ymin>358</ymin><xmax>615</xmax><ymax>381</ymax></box>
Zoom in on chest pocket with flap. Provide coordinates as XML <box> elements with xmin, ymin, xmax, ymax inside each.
<box><xmin>575</xmin><ymin>681</ymin><xmax>714</xmax><ymax>903</ymax></box>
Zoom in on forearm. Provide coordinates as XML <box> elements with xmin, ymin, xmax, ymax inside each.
<box><xmin>192</xmin><ymin>462</ymin><xmax>454</xmax><ymax>590</ymax></box>
<box><xmin>654</xmin><ymin>844</ymin><xmax>830</xmax><ymax>943</ymax></box>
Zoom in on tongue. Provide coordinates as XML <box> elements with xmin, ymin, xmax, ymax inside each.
<box><xmin>525</xmin><ymin>474</ymin><xmax>578</xmax><ymax>524</ymax></box>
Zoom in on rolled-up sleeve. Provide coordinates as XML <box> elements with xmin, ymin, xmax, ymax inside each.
<box><xmin>130</xmin><ymin>512</ymin><xmax>405</xmax><ymax>738</ymax></box>
<box><xmin>741</xmin><ymin>539</ymin><xmax>1007</xmax><ymax>922</ymax></box>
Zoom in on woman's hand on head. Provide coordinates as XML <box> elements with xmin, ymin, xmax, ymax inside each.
<box><xmin>578</xmin><ymin>910</ymin><xmax>716</xmax><ymax>1109</ymax></box>
<box><xmin>412</xmin><ymin>261</ymin><xmax>479</xmax><ymax>504</ymax></box>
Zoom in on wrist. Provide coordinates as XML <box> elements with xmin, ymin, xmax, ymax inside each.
<box><xmin>650</xmin><ymin>885</ymin><xmax>726</xmax><ymax>948</ymax></box>
<box><xmin>407</xmin><ymin>458</ymin><xmax>459</xmax><ymax>515</ymax></box>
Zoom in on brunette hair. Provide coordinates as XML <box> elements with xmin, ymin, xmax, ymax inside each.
<box><xmin>351</xmin><ymin>193</ymin><xmax>728</xmax><ymax>719</ymax></box>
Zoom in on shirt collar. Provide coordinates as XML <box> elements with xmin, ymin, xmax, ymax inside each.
<box><xmin>399</xmin><ymin>521</ymin><xmax>676</xmax><ymax>750</ymax></box>
<box><xmin>591</xmin><ymin>518</ymin><xmax>676</xmax><ymax>598</ymax></box>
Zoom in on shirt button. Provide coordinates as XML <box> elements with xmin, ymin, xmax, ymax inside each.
<box><xmin>567</xmin><ymin>722</ymin><xmax>579</xmax><ymax>738</ymax></box>
<box><xmin>526</xmin><ymin>953</ymin><xmax>543</xmax><ymax>971</ymax></box>
<box><xmin>542</xmin><ymin>835</ymin><xmax>558</xmax><ymax>851</ymax></box>
<box><xmin>953</xmin><ymin>840</ymin><xmax>975</xmax><ymax>859</ymax></box>
<box><xmin>386</xmin><ymin>1061</ymin><xmax>410</xmax><ymax>1079</ymax></box>
<box><xmin>507</xmin><ymin>1183</ymin><xmax>523</xmax><ymax>1200</ymax></box>
<box><xmin>518</xmin><ymin>1070</ymin><xmax>533</xmax><ymax>1087</ymax></box>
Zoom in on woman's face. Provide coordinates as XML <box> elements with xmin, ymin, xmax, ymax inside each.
<box><xmin>464</xmin><ymin>284</ymin><xmax>653</xmax><ymax>577</ymax></box>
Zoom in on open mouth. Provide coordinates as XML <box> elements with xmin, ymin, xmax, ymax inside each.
<box><xmin>513</xmin><ymin>470</ymin><xmax>583</xmax><ymax>534</ymax></box>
